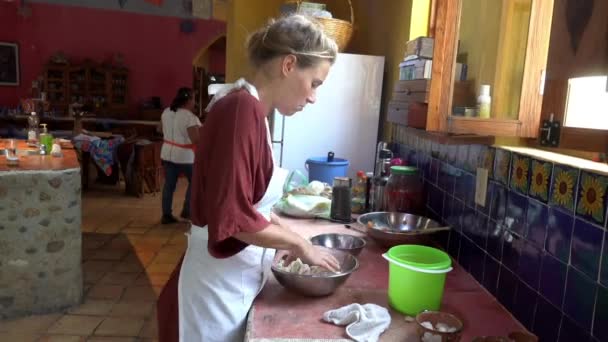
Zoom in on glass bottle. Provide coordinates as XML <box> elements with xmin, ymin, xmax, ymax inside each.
<box><xmin>385</xmin><ymin>166</ymin><xmax>423</xmax><ymax>214</ymax></box>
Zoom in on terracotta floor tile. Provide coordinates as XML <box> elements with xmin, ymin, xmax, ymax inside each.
<box><xmin>67</xmin><ymin>299</ymin><xmax>115</xmax><ymax>316</ymax></box>
<box><xmin>82</xmin><ymin>224</ymin><xmax>101</xmax><ymax>233</ymax></box>
<box><xmin>135</xmin><ymin>273</ymin><xmax>171</xmax><ymax>287</ymax></box>
<box><xmin>145</xmin><ymin>262</ymin><xmax>176</xmax><ymax>274</ymax></box>
<box><xmin>47</xmin><ymin>315</ymin><xmax>104</xmax><ymax>336</ymax></box>
<box><xmin>120</xmin><ymin>225</ymin><xmax>150</xmax><ymax>235</ymax></box>
<box><xmin>39</xmin><ymin>335</ymin><xmax>87</xmax><ymax>342</ymax></box>
<box><xmin>0</xmin><ymin>313</ymin><xmax>61</xmax><ymax>332</ymax></box>
<box><xmin>151</xmin><ymin>251</ymin><xmax>182</xmax><ymax>264</ymax></box>
<box><xmin>82</xmin><ymin>239</ymin><xmax>107</xmax><ymax>251</ymax></box>
<box><xmin>87</xmin><ymin>285</ymin><xmax>125</xmax><ymax>300</ymax></box>
<box><xmin>144</xmin><ymin>228</ymin><xmax>174</xmax><ymax>238</ymax></box>
<box><xmin>84</xmin><ymin>270</ymin><xmax>108</xmax><ymax>284</ymax></box>
<box><xmin>124</xmin><ymin>251</ymin><xmax>156</xmax><ymax>266</ymax></box>
<box><xmin>138</xmin><ymin>318</ymin><xmax>158</xmax><ymax>339</ymax></box>
<box><xmin>121</xmin><ymin>286</ymin><xmax>160</xmax><ymax>302</ymax></box>
<box><xmin>99</xmin><ymin>272</ymin><xmax>140</xmax><ymax>286</ymax></box>
<box><xmin>109</xmin><ymin>301</ymin><xmax>155</xmax><ymax>317</ymax></box>
<box><xmin>0</xmin><ymin>332</ymin><xmax>41</xmax><ymax>341</ymax></box>
<box><xmin>94</xmin><ymin>317</ymin><xmax>145</xmax><ymax>337</ymax></box>
<box><xmin>82</xmin><ymin>249</ymin><xmax>100</xmax><ymax>261</ymax></box>
<box><xmin>83</xmin><ymin>261</ymin><xmax>117</xmax><ymax>273</ymax></box>
<box><xmin>105</xmin><ymin>236</ymin><xmax>136</xmax><ymax>250</ymax></box>
<box><xmin>113</xmin><ymin>261</ymin><xmax>146</xmax><ymax>274</ymax></box>
<box><xmin>92</xmin><ymin>249</ymin><xmax>129</xmax><ymax>261</ymax></box>
<box><xmin>123</xmin><ymin>220</ymin><xmax>155</xmax><ymax>228</ymax></box>
<box><xmin>167</xmin><ymin>232</ymin><xmax>187</xmax><ymax>244</ymax></box>
<box><xmin>86</xmin><ymin>337</ymin><xmax>137</xmax><ymax>342</ymax></box>
<box><xmin>95</xmin><ymin>226</ymin><xmax>123</xmax><ymax>235</ymax></box>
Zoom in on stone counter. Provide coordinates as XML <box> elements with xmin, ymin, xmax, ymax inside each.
<box><xmin>0</xmin><ymin>140</ymin><xmax>82</xmax><ymax>319</ymax></box>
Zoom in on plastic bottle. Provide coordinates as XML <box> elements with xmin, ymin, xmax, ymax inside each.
<box><xmin>39</xmin><ymin>124</ymin><xmax>53</xmax><ymax>154</ymax></box>
<box><xmin>477</xmin><ymin>84</ymin><xmax>491</xmax><ymax>118</ymax></box>
<box><xmin>27</xmin><ymin>112</ymin><xmax>39</xmax><ymax>146</ymax></box>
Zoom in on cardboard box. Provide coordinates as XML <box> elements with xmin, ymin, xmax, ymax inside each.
<box><xmin>405</xmin><ymin>37</ymin><xmax>434</xmax><ymax>60</ymax></box>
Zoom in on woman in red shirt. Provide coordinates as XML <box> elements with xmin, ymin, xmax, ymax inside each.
<box><xmin>158</xmin><ymin>14</ymin><xmax>340</xmax><ymax>342</ymax></box>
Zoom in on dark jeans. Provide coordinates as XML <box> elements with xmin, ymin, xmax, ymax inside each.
<box><xmin>162</xmin><ymin>160</ymin><xmax>193</xmax><ymax>217</ymax></box>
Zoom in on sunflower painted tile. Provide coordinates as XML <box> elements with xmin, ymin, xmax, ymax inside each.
<box><xmin>576</xmin><ymin>171</ymin><xmax>608</xmax><ymax>226</ymax></box>
<box><xmin>550</xmin><ymin>164</ymin><xmax>579</xmax><ymax>213</ymax></box>
<box><xmin>493</xmin><ymin>148</ymin><xmax>511</xmax><ymax>185</ymax></box>
<box><xmin>510</xmin><ymin>153</ymin><xmax>531</xmax><ymax>194</ymax></box>
<box><xmin>529</xmin><ymin>159</ymin><xmax>553</xmax><ymax>203</ymax></box>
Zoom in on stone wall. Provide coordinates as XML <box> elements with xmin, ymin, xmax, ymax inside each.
<box><xmin>0</xmin><ymin>168</ymin><xmax>83</xmax><ymax>319</ymax></box>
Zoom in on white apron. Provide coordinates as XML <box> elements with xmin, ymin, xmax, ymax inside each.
<box><xmin>177</xmin><ymin>81</ymin><xmax>288</xmax><ymax>342</ymax></box>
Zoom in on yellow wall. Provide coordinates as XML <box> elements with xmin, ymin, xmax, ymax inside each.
<box><xmin>458</xmin><ymin>0</ymin><xmax>531</xmax><ymax>119</ymax></box>
<box><xmin>225</xmin><ymin>1</ymin><xmax>417</xmax><ymax>139</ymax></box>
<box><xmin>459</xmin><ymin>0</ymin><xmax>502</xmax><ymax>93</ymax></box>
<box><xmin>225</xmin><ymin>0</ymin><xmax>284</xmax><ymax>81</ymax></box>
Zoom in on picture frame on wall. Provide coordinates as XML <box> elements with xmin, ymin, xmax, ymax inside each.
<box><xmin>0</xmin><ymin>42</ymin><xmax>20</xmax><ymax>86</ymax></box>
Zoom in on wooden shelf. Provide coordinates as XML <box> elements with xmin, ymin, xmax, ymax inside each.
<box><xmin>401</xmin><ymin>125</ymin><xmax>495</xmax><ymax>145</ymax></box>
<box><xmin>448</xmin><ymin>116</ymin><xmax>522</xmax><ymax>137</ymax></box>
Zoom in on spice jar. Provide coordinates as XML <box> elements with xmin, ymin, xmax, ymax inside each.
<box><xmin>385</xmin><ymin>166</ymin><xmax>423</xmax><ymax>214</ymax></box>
<box><xmin>330</xmin><ymin>177</ymin><xmax>352</xmax><ymax>222</ymax></box>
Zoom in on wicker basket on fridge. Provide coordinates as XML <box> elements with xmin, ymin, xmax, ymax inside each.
<box><xmin>290</xmin><ymin>0</ymin><xmax>354</xmax><ymax>51</ymax></box>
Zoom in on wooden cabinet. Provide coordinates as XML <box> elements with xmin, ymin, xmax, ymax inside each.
<box><xmin>426</xmin><ymin>0</ymin><xmax>554</xmax><ymax>138</ymax></box>
<box><xmin>43</xmin><ymin>63</ymin><xmax>69</xmax><ymax>112</ymax></box>
<box><xmin>108</xmin><ymin>66</ymin><xmax>128</xmax><ymax>114</ymax></box>
<box><xmin>43</xmin><ymin>60</ymin><xmax>129</xmax><ymax>117</ymax></box>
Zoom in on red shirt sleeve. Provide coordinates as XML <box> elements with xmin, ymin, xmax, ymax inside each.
<box><xmin>190</xmin><ymin>90</ymin><xmax>273</xmax><ymax>258</ymax></box>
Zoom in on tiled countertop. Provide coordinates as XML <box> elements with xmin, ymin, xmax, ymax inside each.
<box><xmin>245</xmin><ymin>216</ymin><xmax>527</xmax><ymax>342</ymax></box>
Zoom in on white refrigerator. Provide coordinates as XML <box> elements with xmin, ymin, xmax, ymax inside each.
<box><xmin>270</xmin><ymin>53</ymin><xmax>385</xmax><ymax>180</ymax></box>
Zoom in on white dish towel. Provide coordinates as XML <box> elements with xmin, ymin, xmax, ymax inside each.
<box><xmin>322</xmin><ymin>303</ymin><xmax>391</xmax><ymax>342</ymax></box>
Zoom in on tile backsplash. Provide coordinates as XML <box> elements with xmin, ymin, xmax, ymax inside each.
<box><xmin>392</xmin><ymin>133</ymin><xmax>608</xmax><ymax>342</ymax></box>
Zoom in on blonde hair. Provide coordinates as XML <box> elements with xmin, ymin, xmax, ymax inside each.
<box><xmin>246</xmin><ymin>14</ymin><xmax>338</xmax><ymax>69</ymax></box>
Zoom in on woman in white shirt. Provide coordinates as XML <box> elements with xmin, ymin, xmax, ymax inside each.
<box><xmin>160</xmin><ymin>87</ymin><xmax>201</xmax><ymax>224</ymax></box>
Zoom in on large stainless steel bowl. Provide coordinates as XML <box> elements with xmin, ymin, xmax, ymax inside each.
<box><xmin>271</xmin><ymin>247</ymin><xmax>359</xmax><ymax>297</ymax></box>
<box><xmin>356</xmin><ymin>212</ymin><xmax>450</xmax><ymax>247</ymax></box>
<box><xmin>310</xmin><ymin>233</ymin><xmax>366</xmax><ymax>256</ymax></box>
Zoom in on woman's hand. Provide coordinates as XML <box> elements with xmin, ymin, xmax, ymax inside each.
<box><xmin>296</xmin><ymin>243</ymin><xmax>341</xmax><ymax>273</ymax></box>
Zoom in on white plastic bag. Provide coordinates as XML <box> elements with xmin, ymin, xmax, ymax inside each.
<box><xmin>274</xmin><ymin>194</ymin><xmax>331</xmax><ymax>218</ymax></box>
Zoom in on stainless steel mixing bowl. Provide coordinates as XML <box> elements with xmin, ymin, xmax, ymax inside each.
<box><xmin>310</xmin><ymin>233</ymin><xmax>366</xmax><ymax>256</ymax></box>
<box><xmin>356</xmin><ymin>211</ymin><xmax>450</xmax><ymax>247</ymax></box>
<box><xmin>271</xmin><ymin>247</ymin><xmax>359</xmax><ymax>297</ymax></box>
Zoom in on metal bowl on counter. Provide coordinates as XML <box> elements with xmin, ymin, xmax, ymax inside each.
<box><xmin>356</xmin><ymin>212</ymin><xmax>450</xmax><ymax>247</ymax></box>
<box><xmin>310</xmin><ymin>233</ymin><xmax>366</xmax><ymax>256</ymax></box>
<box><xmin>271</xmin><ymin>247</ymin><xmax>359</xmax><ymax>297</ymax></box>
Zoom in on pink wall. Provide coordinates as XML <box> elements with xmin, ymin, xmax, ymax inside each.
<box><xmin>0</xmin><ymin>2</ymin><xmax>225</xmax><ymax>114</ymax></box>
<box><xmin>0</xmin><ymin>2</ymin><xmax>19</xmax><ymax>106</ymax></box>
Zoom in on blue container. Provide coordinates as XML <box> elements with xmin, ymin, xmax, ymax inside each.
<box><xmin>305</xmin><ymin>154</ymin><xmax>349</xmax><ymax>184</ymax></box>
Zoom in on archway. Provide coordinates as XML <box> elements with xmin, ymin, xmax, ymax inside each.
<box><xmin>192</xmin><ymin>34</ymin><xmax>226</xmax><ymax>120</ymax></box>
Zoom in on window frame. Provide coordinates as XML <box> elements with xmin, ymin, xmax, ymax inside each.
<box><xmin>537</xmin><ymin>0</ymin><xmax>608</xmax><ymax>153</ymax></box>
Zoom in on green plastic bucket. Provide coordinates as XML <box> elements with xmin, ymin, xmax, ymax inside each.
<box><xmin>382</xmin><ymin>245</ymin><xmax>452</xmax><ymax>316</ymax></box>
